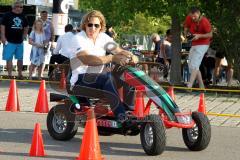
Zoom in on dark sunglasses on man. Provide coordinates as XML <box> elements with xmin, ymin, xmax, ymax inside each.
<box><xmin>15</xmin><ymin>5</ymin><xmax>23</xmax><ymax>8</ymax></box>
<box><xmin>87</xmin><ymin>23</ymin><xmax>100</xmax><ymax>28</ymax></box>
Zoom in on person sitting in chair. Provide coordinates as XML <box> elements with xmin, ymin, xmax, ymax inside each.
<box><xmin>48</xmin><ymin>24</ymin><xmax>76</xmax><ymax>78</ymax></box>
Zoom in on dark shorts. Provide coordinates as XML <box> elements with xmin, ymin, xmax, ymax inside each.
<box><xmin>215</xmin><ymin>52</ymin><xmax>225</xmax><ymax>59</ymax></box>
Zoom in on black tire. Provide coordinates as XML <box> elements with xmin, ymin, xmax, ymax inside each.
<box><xmin>140</xmin><ymin>114</ymin><xmax>166</xmax><ymax>156</ymax></box>
<box><xmin>182</xmin><ymin>112</ymin><xmax>211</xmax><ymax>151</ymax></box>
<box><xmin>47</xmin><ymin>104</ymin><xmax>78</xmax><ymax>141</ymax></box>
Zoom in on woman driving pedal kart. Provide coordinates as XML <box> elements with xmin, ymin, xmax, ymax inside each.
<box><xmin>69</xmin><ymin>10</ymin><xmax>138</xmax><ymax>126</ymax></box>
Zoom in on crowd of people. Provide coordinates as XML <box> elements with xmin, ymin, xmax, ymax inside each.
<box><xmin>147</xmin><ymin>6</ymin><xmax>233</xmax><ymax>87</ymax></box>
<box><xmin>0</xmin><ymin>1</ymin><xmax>234</xmax><ymax>87</ymax></box>
<box><xmin>0</xmin><ymin>1</ymin><xmax>55</xmax><ymax>80</ymax></box>
<box><xmin>183</xmin><ymin>7</ymin><xmax>233</xmax><ymax>88</ymax></box>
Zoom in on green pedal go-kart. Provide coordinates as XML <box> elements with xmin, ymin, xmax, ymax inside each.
<box><xmin>47</xmin><ymin>65</ymin><xmax>211</xmax><ymax>156</ymax></box>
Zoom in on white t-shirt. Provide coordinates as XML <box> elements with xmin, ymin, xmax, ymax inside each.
<box><xmin>160</xmin><ymin>40</ymin><xmax>172</xmax><ymax>59</ymax></box>
<box><xmin>53</xmin><ymin>32</ymin><xmax>79</xmax><ymax>59</ymax></box>
<box><xmin>70</xmin><ymin>31</ymin><xmax>115</xmax><ymax>86</ymax></box>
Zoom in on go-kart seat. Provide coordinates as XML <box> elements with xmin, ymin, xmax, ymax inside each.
<box><xmin>66</xmin><ymin>66</ymin><xmax>92</xmax><ymax>106</ymax></box>
<box><xmin>66</xmin><ymin>63</ymin><xmax>134</xmax><ymax>112</ymax></box>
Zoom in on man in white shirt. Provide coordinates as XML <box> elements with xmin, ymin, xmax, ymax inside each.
<box><xmin>48</xmin><ymin>24</ymin><xmax>76</xmax><ymax>77</ymax></box>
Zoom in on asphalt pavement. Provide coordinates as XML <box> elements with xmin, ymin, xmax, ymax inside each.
<box><xmin>0</xmin><ymin>80</ymin><xmax>240</xmax><ymax>160</ymax></box>
<box><xmin>0</xmin><ymin>112</ymin><xmax>239</xmax><ymax>160</ymax></box>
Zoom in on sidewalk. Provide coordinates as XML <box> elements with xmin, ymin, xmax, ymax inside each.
<box><xmin>0</xmin><ymin>80</ymin><xmax>240</xmax><ymax>127</ymax></box>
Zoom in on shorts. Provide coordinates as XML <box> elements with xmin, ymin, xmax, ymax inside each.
<box><xmin>215</xmin><ymin>51</ymin><xmax>225</xmax><ymax>59</ymax></box>
<box><xmin>2</xmin><ymin>42</ymin><xmax>23</xmax><ymax>61</ymax></box>
<box><xmin>188</xmin><ymin>45</ymin><xmax>209</xmax><ymax>70</ymax></box>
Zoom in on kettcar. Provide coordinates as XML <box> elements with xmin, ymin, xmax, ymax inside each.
<box><xmin>47</xmin><ymin>65</ymin><xmax>211</xmax><ymax>156</ymax></box>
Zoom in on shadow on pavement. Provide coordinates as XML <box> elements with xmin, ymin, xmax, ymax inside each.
<box><xmin>165</xmin><ymin>146</ymin><xmax>189</xmax><ymax>152</ymax></box>
<box><xmin>0</xmin><ymin>128</ymin><xmax>189</xmax><ymax>158</ymax></box>
<box><xmin>0</xmin><ymin>151</ymin><xmax>74</xmax><ymax>160</ymax></box>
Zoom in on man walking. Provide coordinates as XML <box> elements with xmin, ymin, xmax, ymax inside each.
<box><xmin>184</xmin><ymin>7</ymin><xmax>212</xmax><ymax>89</ymax></box>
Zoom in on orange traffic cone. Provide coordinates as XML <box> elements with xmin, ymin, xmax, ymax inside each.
<box><xmin>76</xmin><ymin>108</ymin><xmax>104</xmax><ymax>160</ymax></box>
<box><xmin>5</xmin><ymin>79</ymin><xmax>20</xmax><ymax>112</ymax></box>
<box><xmin>167</xmin><ymin>86</ymin><xmax>175</xmax><ymax>101</ymax></box>
<box><xmin>29</xmin><ymin>123</ymin><xmax>45</xmax><ymax>157</ymax></box>
<box><xmin>34</xmin><ymin>80</ymin><xmax>49</xmax><ymax>113</ymax></box>
<box><xmin>59</xmin><ymin>69</ymin><xmax>66</xmax><ymax>90</ymax></box>
<box><xmin>198</xmin><ymin>93</ymin><xmax>206</xmax><ymax>114</ymax></box>
<box><xmin>133</xmin><ymin>90</ymin><xmax>145</xmax><ymax>118</ymax></box>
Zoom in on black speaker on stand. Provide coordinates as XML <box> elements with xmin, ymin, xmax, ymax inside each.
<box><xmin>53</xmin><ymin>0</ymin><xmax>69</xmax><ymax>14</ymax></box>
<box><xmin>52</xmin><ymin>0</ymin><xmax>69</xmax><ymax>36</ymax></box>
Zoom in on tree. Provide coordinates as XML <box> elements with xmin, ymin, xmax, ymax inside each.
<box><xmin>79</xmin><ymin>0</ymin><xmax>168</xmax><ymax>29</ymax></box>
<box><xmin>79</xmin><ymin>0</ymin><xmax>240</xmax><ymax>83</ymax></box>
<box><xmin>164</xmin><ymin>1</ymin><xmax>199</xmax><ymax>84</ymax></box>
<box><xmin>78</xmin><ymin>0</ymin><xmax>194</xmax><ymax>84</ymax></box>
<box><xmin>0</xmin><ymin>0</ymin><xmax>14</xmax><ymax>5</ymax></box>
<box><xmin>202</xmin><ymin>0</ymin><xmax>240</xmax><ymax>81</ymax></box>
<box><xmin>116</xmin><ymin>13</ymin><xmax>171</xmax><ymax>35</ymax></box>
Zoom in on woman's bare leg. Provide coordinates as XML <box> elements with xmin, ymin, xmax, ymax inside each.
<box><xmin>187</xmin><ymin>69</ymin><xmax>198</xmax><ymax>88</ymax></box>
<box><xmin>213</xmin><ymin>58</ymin><xmax>222</xmax><ymax>84</ymax></box>
<box><xmin>38</xmin><ymin>63</ymin><xmax>45</xmax><ymax>79</ymax></box>
<box><xmin>196</xmin><ymin>70</ymin><xmax>205</xmax><ymax>88</ymax></box>
<box><xmin>227</xmin><ymin>65</ymin><xmax>233</xmax><ymax>86</ymax></box>
<box><xmin>29</xmin><ymin>63</ymin><xmax>36</xmax><ymax>80</ymax></box>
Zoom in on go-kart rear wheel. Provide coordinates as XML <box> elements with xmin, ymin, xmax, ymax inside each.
<box><xmin>182</xmin><ymin>112</ymin><xmax>211</xmax><ymax>151</ymax></box>
<box><xmin>47</xmin><ymin>104</ymin><xmax>78</xmax><ymax>141</ymax></box>
<box><xmin>140</xmin><ymin>114</ymin><xmax>166</xmax><ymax>155</ymax></box>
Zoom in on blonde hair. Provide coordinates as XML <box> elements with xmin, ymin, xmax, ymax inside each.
<box><xmin>151</xmin><ymin>33</ymin><xmax>160</xmax><ymax>41</ymax></box>
<box><xmin>80</xmin><ymin>10</ymin><xmax>106</xmax><ymax>32</ymax></box>
<box><xmin>12</xmin><ymin>0</ymin><xmax>23</xmax><ymax>8</ymax></box>
<box><xmin>33</xmin><ymin>19</ymin><xmax>44</xmax><ymax>33</ymax></box>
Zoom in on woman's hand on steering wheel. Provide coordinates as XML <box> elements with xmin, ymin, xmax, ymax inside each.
<box><xmin>112</xmin><ymin>54</ymin><xmax>128</xmax><ymax>66</ymax></box>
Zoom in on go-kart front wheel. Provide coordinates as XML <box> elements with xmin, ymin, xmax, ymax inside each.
<box><xmin>47</xmin><ymin>104</ymin><xmax>78</xmax><ymax>141</ymax></box>
<box><xmin>140</xmin><ymin>114</ymin><xmax>166</xmax><ymax>156</ymax></box>
<box><xmin>182</xmin><ymin>112</ymin><xmax>211</xmax><ymax>151</ymax></box>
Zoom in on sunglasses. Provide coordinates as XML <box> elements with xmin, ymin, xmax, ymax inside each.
<box><xmin>87</xmin><ymin>23</ymin><xmax>100</xmax><ymax>28</ymax></box>
<box><xmin>15</xmin><ymin>6</ymin><xmax>23</xmax><ymax>8</ymax></box>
